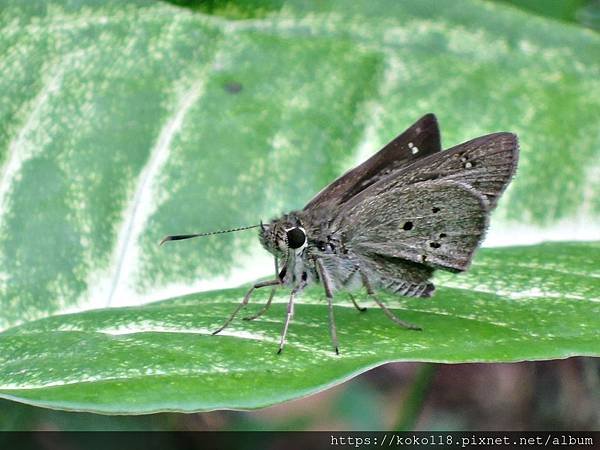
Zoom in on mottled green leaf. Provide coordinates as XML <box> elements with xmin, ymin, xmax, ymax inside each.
<box><xmin>0</xmin><ymin>242</ymin><xmax>598</xmax><ymax>413</ymax></box>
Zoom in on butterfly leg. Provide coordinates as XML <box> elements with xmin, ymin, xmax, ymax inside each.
<box><xmin>277</xmin><ymin>278</ymin><xmax>307</xmax><ymax>354</ymax></box>
<box><xmin>242</xmin><ymin>287</ymin><xmax>277</xmax><ymax>321</ymax></box>
<box><xmin>343</xmin><ymin>265</ymin><xmax>367</xmax><ymax>313</ymax></box>
<box><xmin>360</xmin><ymin>272</ymin><xmax>422</xmax><ymax>331</ymax></box>
<box><xmin>315</xmin><ymin>259</ymin><xmax>340</xmax><ymax>355</ymax></box>
<box><xmin>243</xmin><ymin>257</ymin><xmax>280</xmax><ymax>321</ymax></box>
<box><xmin>348</xmin><ymin>293</ymin><xmax>367</xmax><ymax>312</ymax></box>
<box><xmin>212</xmin><ymin>279</ymin><xmax>280</xmax><ymax>335</ymax></box>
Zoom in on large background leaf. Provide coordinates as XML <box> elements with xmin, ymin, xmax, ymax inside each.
<box><xmin>0</xmin><ymin>0</ymin><xmax>598</xmax><ymax>416</ymax></box>
<box><xmin>1</xmin><ymin>242</ymin><xmax>598</xmax><ymax>414</ymax></box>
<box><xmin>1</xmin><ymin>0</ymin><xmax>599</xmax><ymax>329</ymax></box>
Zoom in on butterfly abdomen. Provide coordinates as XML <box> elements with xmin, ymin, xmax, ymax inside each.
<box><xmin>380</xmin><ymin>277</ymin><xmax>436</xmax><ymax>297</ymax></box>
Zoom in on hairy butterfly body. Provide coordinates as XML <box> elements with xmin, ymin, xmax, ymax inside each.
<box><xmin>162</xmin><ymin>114</ymin><xmax>519</xmax><ymax>354</ymax></box>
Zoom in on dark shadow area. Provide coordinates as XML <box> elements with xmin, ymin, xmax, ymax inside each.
<box><xmin>489</xmin><ymin>0</ymin><xmax>600</xmax><ymax>31</ymax></box>
<box><xmin>163</xmin><ymin>0</ymin><xmax>284</xmax><ymax>19</ymax></box>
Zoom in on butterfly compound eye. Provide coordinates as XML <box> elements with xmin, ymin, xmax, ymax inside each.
<box><xmin>286</xmin><ymin>227</ymin><xmax>306</xmax><ymax>249</ymax></box>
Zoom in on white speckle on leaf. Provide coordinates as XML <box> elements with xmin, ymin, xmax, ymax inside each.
<box><xmin>0</xmin><ymin>67</ymin><xmax>64</xmax><ymax>215</ymax></box>
<box><xmin>94</xmin><ymin>77</ymin><xmax>208</xmax><ymax>308</ymax></box>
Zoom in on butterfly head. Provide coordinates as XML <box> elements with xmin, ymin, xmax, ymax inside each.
<box><xmin>259</xmin><ymin>217</ymin><xmax>307</xmax><ymax>258</ymax></box>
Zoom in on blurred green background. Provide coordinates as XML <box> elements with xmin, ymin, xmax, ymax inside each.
<box><xmin>0</xmin><ymin>0</ymin><xmax>599</xmax><ymax>431</ymax></box>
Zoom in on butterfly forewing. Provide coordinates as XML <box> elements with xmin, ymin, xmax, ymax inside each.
<box><xmin>339</xmin><ymin>180</ymin><xmax>489</xmax><ymax>273</ymax></box>
<box><xmin>357</xmin><ymin>132</ymin><xmax>518</xmax><ymax>209</ymax></box>
<box><xmin>303</xmin><ymin>113</ymin><xmax>441</xmax><ymax>210</ymax></box>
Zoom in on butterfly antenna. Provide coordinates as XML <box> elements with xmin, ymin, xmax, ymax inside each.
<box><xmin>159</xmin><ymin>224</ymin><xmax>261</xmax><ymax>246</ymax></box>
